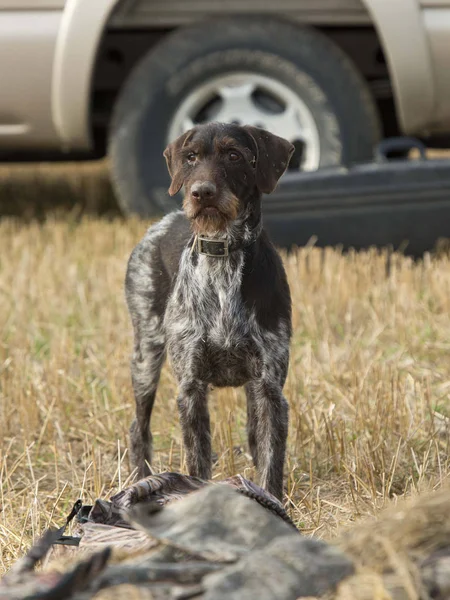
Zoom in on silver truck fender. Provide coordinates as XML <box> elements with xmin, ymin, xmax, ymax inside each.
<box><xmin>52</xmin><ymin>0</ymin><xmax>119</xmax><ymax>150</ymax></box>
<box><xmin>362</xmin><ymin>0</ymin><xmax>434</xmax><ymax>135</ymax></box>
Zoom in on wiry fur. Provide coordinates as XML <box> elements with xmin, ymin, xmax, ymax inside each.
<box><xmin>125</xmin><ymin>123</ymin><xmax>294</xmax><ymax>499</ymax></box>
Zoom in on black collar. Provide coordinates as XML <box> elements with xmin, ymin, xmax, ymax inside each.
<box><xmin>191</xmin><ymin>220</ymin><xmax>263</xmax><ymax>257</ymax></box>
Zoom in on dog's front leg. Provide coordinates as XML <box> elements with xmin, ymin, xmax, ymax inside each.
<box><xmin>245</xmin><ymin>380</ymin><xmax>289</xmax><ymax>500</ymax></box>
<box><xmin>177</xmin><ymin>380</ymin><xmax>211</xmax><ymax>480</ymax></box>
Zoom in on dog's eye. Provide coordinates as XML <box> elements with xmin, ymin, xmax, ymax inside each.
<box><xmin>187</xmin><ymin>152</ymin><xmax>197</xmax><ymax>164</ymax></box>
<box><xmin>228</xmin><ymin>151</ymin><xmax>241</xmax><ymax>162</ymax></box>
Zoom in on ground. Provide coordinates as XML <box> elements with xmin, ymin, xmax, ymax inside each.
<box><xmin>1</xmin><ymin>161</ymin><xmax>450</xmax><ymax>575</ymax></box>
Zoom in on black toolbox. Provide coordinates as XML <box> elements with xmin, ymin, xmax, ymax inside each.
<box><xmin>264</xmin><ymin>138</ymin><xmax>450</xmax><ymax>257</ymax></box>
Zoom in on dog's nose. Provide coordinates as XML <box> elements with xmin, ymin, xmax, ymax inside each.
<box><xmin>191</xmin><ymin>181</ymin><xmax>217</xmax><ymax>202</ymax></box>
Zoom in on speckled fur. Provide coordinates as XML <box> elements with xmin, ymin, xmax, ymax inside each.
<box><xmin>125</xmin><ymin>123</ymin><xmax>294</xmax><ymax>499</ymax></box>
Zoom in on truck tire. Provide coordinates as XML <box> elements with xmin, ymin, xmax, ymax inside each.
<box><xmin>109</xmin><ymin>17</ymin><xmax>381</xmax><ymax>217</ymax></box>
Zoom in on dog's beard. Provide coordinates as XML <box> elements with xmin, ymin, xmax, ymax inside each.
<box><xmin>191</xmin><ymin>210</ymin><xmax>228</xmax><ymax>235</ymax></box>
<box><xmin>183</xmin><ymin>193</ymin><xmax>239</xmax><ymax>236</ymax></box>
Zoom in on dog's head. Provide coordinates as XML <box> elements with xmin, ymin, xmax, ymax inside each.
<box><xmin>163</xmin><ymin>123</ymin><xmax>294</xmax><ymax>235</ymax></box>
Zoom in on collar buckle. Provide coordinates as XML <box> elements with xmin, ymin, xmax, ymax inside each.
<box><xmin>197</xmin><ymin>236</ymin><xmax>229</xmax><ymax>257</ymax></box>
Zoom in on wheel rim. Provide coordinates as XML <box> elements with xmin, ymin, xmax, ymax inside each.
<box><xmin>167</xmin><ymin>72</ymin><xmax>321</xmax><ymax>172</ymax></box>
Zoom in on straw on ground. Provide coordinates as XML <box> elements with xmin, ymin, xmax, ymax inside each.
<box><xmin>1</xmin><ymin>214</ymin><xmax>450</xmax><ymax>574</ymax></box>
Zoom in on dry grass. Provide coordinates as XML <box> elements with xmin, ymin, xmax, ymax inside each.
<box><xmin>1</xmin><ymin>159</ymin><xmax>450</xmax><ymax>576</ymax></box>
<box><xmin>333</xmin><ymin>483</ymin><xmax>450</xmax><ymax>599</ymax></box>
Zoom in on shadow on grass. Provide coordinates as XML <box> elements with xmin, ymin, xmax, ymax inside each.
<box><xmin>0</xmin><ymin>159</ymin><xmax>121</xmax><ymax>221</ymax></box>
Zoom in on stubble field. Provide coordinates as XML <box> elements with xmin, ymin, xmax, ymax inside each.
<box><xmin>1</xmin><ymin>160</ymin><xmax>450</xmax><ymax>575</ymax></box>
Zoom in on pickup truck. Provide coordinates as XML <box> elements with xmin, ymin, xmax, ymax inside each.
<box><xmin>1</xmin><ymin>0</ymin><xmax>449</xmax><ymax>216</ymax></box>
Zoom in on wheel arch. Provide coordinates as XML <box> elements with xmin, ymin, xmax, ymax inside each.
<box><xmin>52</xmin><ymin>0</ymin><xmax>432</xmax><ymax>151</ymax></box>
<box><xmin>361</xmin><ymin>0</ymin><xmax>434</xmax><ymax>135</ymax></box>
<box><xmin>51</xmin><ymin>0</ymin><xmax>120</xmax><ymax>151</ymax></box>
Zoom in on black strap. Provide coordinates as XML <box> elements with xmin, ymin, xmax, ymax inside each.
<box><xmin>52</xmin><ymin>499</ymin><xmax>83</xmax><ymax>547</ymax></box>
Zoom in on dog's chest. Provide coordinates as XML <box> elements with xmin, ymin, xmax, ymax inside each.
<box><xmin>165</xmin><ymin>251</ymin><xmax>263</xmax><ymax>385</ymax></box>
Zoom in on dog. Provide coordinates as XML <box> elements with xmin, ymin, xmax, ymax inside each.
<box><xmin>125</xmin><ymin>122</ymin><xmax>294</xmax><ymax>500</ymax></box>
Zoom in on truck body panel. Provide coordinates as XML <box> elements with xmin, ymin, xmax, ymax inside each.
<box><xmin>0</xmin><ymin>1</ymin><xmax>65</xmax><ymax>8</ymax></box>
<box><xmin>0</xmin><ymin>11</ymin><xmax>62</xmax><ymax>150</ymax></box>
<box><xmin>420</xmin><ymin>1</ymin><xmax>450</xmax><ymax>6</ymax></box>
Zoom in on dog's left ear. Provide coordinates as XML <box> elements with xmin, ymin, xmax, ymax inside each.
<box><xmin>244</xmin><ymin>126</ymin><xmax>295</xmax><ymax>194</ymax></box>
<box><xmin>163</xmin><ymin>129</ymin><xmax>194</xmax><ymax>196</ymax></box>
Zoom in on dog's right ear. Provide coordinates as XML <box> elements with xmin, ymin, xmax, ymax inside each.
<box><xmin>163</xmin><ymin>129</ymin><xmax>195</xmax><ymax>196</ymax></box>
